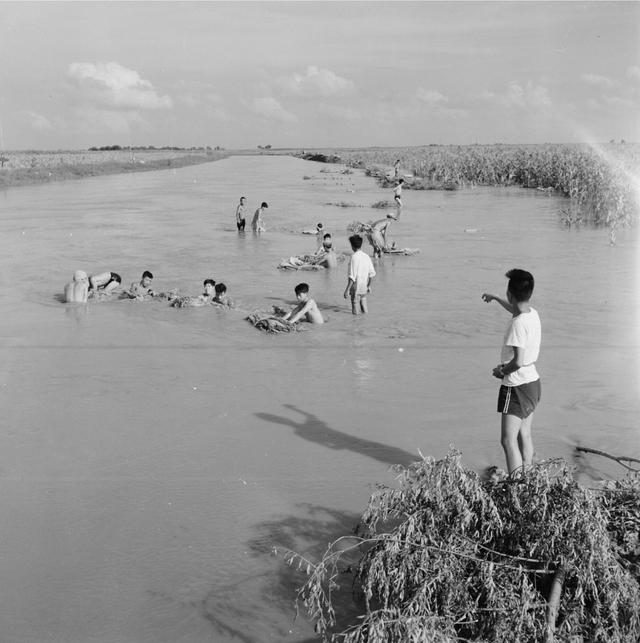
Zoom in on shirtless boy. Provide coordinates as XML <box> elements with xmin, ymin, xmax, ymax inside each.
<box><xmin>129</xmin><ymin>271</ymin><xmax>155</xmax><ymax>299</ymax></box>
<box><xmin>63</xmin><ymin>270</ymin><xmax>89</xmax><ymax>303</ymax></box>
<box><xmin>89</xmin><ymin>271</ymin><xmax>121</xmax><ymax>295</ymax></box>
<box><xmin>236</xmin><ymin>197</ymin><xmax>247</xmax><ymax>231</ymax></box>
<box><xmin>251</xmin><ymin>202</ymin><xmax>268</xmax><ymax>232</ymax></box>
<box><xmin>282</xmin><ymin>282</ymin><xmax>324</xmax><ymax>324</ymax></box>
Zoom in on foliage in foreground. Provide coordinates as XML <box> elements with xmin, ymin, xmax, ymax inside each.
<box><xmin>285</xmin><ymin>451</ymin><xmax>640</xmax><ymax>642</ymax></box>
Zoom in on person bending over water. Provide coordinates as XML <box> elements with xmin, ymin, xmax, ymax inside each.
<box><xmin>368</xmin><ymin>216</ymin><xmax>396</xmax><ymax>257</ymax></box>
<box><xmin>251</xmin><ymin>202</ymin><xmax>268</xmax><ymax>232</ymax></box>
<box><xmin>281</xmin><ymin>282</ymin><xmax>324</xmax><ymax>324</ymax></box>
<box><xmin>64</xmin><ymin>270</ymin><xmax>89</xmax><ymax>303</ymax></box>
<box><xmin>89</xmin><ymin>271</ymin><xmax>121</xmax><ymax>295</ymax></box>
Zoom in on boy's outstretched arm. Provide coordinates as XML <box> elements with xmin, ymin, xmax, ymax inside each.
<box><xmin>482</xmin><ymin>293</ymin><xmax>516</xmax><ymax>314</ymax></box>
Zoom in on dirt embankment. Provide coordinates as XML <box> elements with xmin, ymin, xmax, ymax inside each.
<box><xmin>0</xmin><ymin>149</ymin><xmax>229</xmax><ymax>189</ymax></box>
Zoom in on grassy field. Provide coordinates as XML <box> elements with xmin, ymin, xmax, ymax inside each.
<box><xmin>295</xmin><ymin>143</ymin><xmax>640</xmax><ymax>234</ymax></box>
<box><xmin>0</xmin><ymin>148</ymin><xmax>228</xmax><ymax>189</ymax></box>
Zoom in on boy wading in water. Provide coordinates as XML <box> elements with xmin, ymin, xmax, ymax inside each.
<box><xmin>482</xmin><ymin>269</ymin><xmax>541</xmax><ymax>475</ymax></box>
<box><xmin>344</xmin><ymin>234</ymin><xmax>375</xmax><ymax>315</ymax></box>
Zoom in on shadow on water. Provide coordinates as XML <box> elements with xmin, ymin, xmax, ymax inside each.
<box><xmin>257</xmin><ymin>403</ymin><xmax>417</xmax><ymax>468</ymax></box>
<box><xmin>197</xmin><ymin>503</ymin><xmax>366</xmax><ymax>642</ymax></box>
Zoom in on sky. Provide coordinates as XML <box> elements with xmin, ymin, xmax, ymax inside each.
<box><xmin>1</xmin><ymin>1</ymin><xmax>639</xmax><ymax>150</ymax></box>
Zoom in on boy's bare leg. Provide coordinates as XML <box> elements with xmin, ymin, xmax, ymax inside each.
<box><xmin>360</xmin><ymin>295</ymin><xmax>368</xmax><ymax>314</ymax></box>
<box><xmin>350</xmin><ymin>295</ymin><xmax>358</xmax><ymax>315</ymax></box>
<box><xmin>500</xmin><ymin>414</ymin><xmax>523</xmax><ymax>474</ymax></box>
<box><xmin>518</xmin><ymin>413</ymin><xmax>534</xmax><ymax>467</ymax></box>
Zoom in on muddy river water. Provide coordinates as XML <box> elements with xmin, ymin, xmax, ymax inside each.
<box><xmin>0</xmin><ymin>155</ymin><xmax>638</xmax><ymax>642</ymax></box>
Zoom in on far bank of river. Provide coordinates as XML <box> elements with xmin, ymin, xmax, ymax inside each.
<box><xmin>0</xmin><ymin>148</ymin><xmax>230</xmax><ymax>189</ymax></box>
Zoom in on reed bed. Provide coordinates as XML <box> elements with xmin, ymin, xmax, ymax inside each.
<box><xmin>336</xmin><ymin>144</ymin><xmax>640</xmax><ymax>231</ymax></box>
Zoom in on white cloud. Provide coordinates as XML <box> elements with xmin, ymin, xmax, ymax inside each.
<box><xmin>416</xmin><ymin>88</ymin><xmax>448</xmax><ymax>106</ymax></box>
<box><xmin>626</xmin><ymin>66</ymin><xmax>640</xmax><ymax>82</ymax></box>
<box><xmin>67</xmin><ymin>62</ymin><xmax>173</xmax><ymax>111</ymax></box>
<box><xmin>277</xmin><ymin>66</ymin><xmax>355</xmax><ymax>97</ymax></box>
<box><xmin>580</xmin><ymin>73</ymin><xmax>615</xmax><ymax>87</ymax></box>
<box><xmin>317</xmin><ymin>104</ymin><xmax>362</xmax><ymax>121</ymax></box>
<box><xmin>483</xmin><ymin>81</ymin><xmax>551</xmax><ymax>110</ymax></box>
<box><xmin>249</xmin><ymin>97</ymin><xmax>297</xmax><ymax>123</ymax></box>
<box><xmin>416</xmin><ymin>88</ymin><xmax>467</xmax><ymax>119</ymax></box>
<box><xmin>23</xmin><ymin>110</ymin><xmax>53</xmax><ymax>131</ymax></box>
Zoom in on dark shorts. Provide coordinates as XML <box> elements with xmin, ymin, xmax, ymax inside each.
<box><xmin>237</xmin><ymin>219</ymin><xmax>245</xmax><ymax>231</ymax></box>
<box><xmin>497</xmin><ymin>380</ymin><xmax>541</xmax><ymax>419</ymax></box>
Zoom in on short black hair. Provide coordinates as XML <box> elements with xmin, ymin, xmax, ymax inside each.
<box><xmin>317</xmin><ymin>222</ymin><xmax>323</xmax><ymax>228</ymax></box>
<box><xmin>111</xmin><ymin>273</ymin><xmax>122</xmax><ymax>283</ymax></box>
<box><xmin>349</xmin><ymin>234</ymin><xmax>363</xmax><ymax>250</ymax></box>
<box><xmin>294</xmin><ymin>282</ymin><xmax>309</xmax><ymax>295</ymax></box>
<box><xmin>323</xmin><ymin>233</ymin><xmax>331</xmax><ymax>239</ymax></box>
<box><xmin>261</xmin><ymin>202</ymin><xmax>268</xmax><ymax>208</ymax></box>
<box><xmin>203</xmin><ymin>279</ymin><xmax>215</xmax><ymax>287</ymax></box>
<box><xmin>215</xmin><ymin>282</ymin><xmax>226</xmax><ymax>294</ymax></box>
<box><xmin>398</xmin><ymin>178</ymin><xmax>405</xmax><ymax>184</ymax></box>
<box><xmin>240</xmin><ymin>196</ymin><xmax>246</xmax><ymax>201</ymax></box>
<box><xmin>506</xmin><ymin>269</ymin><xmax>534</xmax><ymax>302</ymax></box>
<box><xmin>142</xmin><ymin>271</ymin><xmax>153</xmax><ymax>280</ymax></box>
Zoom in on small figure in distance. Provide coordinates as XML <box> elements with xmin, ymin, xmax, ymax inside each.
<box><xmin>390</xmin><ymin>178</ymin><xmax>404</xmax><ymax>221</ymax></box>
<box><xmin>281</xmin><ymin>282</ymin><xmax>324</xmax><ymax>324</ymax></box>
<box><xmin>315</xmin><ymin>233</ymin><xmax>337</xmax><ymax>268</ymax></box>
<box><xmin>64</xmin><ymin>270</ymin><xmax>89</xmax><ymax>303</ymax></box>
<box><xmin>482</xmin><ymin>269</ymin><xmax>542</xmax><ymax>476</ymax></box>
<box><xmin>89</xmin><ymin>271</ymin><xmax>121</xmax><ymax>296</ymax></box>
<box><xmin>236</xmin><ymin>196</ymin><xmax>247</xmax><ymax>232</ymax></box>
<box><xmin>212</xmin><ymin>282</ymin><xmax>234</xmax><ymax>308</ymax></box>
<box><xmin>315</xmin><ymin>222</ymin><xmax>324</xmax><ymax>250</ymax></box>
<box><xmin>394</xmin><ymin>158</ymin><xmax>400</xmax><ymax>179</ymax></box>
<box><xmin>128</xmin><ymin>270</ymin><xmax>156</xmax><ymax>299</ymax></box>
<box><xmin>251</xmin><ymin>202</ymin><xmax>268</xmax><ymax>232</ymax></box>
<box><xmin>343</xmin><ymin>234</ymin><xmax>375</xmax><ymax>315</ymax></box>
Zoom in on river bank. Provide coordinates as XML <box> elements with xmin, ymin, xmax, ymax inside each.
<box><xmin>0</xmin><ymin>148</ymin><xmax>229</xmax><ymax>189</ymax></box>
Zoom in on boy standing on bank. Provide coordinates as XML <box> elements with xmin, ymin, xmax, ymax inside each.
<box><xmin>344</xmin><ymin>234</ymin><xmax>376</xmax><ymax>315</ymax></box>
<box><xmin>482</xmin><ymin>269</ymin><xmax>541</xmax><ymax>475</ymax></box>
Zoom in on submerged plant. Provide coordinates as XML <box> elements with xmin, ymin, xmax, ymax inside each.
<box><xmin>284</xmin><ymin>450</ymin><xmax>640</xmax><ymax>642</ymax></box>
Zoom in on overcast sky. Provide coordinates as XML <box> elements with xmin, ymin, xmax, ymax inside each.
<box><xmin>1</xmin><ymin>1</ymin><xmax>638</xmax><ymax>150</ymax></box>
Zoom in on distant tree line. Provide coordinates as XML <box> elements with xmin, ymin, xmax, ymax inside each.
<box><xmin>88</xmin><ymin>145</ymin><xmax>225</xmax><ymax>151</ymax></box>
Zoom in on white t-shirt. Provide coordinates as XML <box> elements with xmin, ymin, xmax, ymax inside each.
<box><xmin>500</xmin><ymin>307</ymin><xmax>541</xmax><ymax>386</ymax></box>
<box><xmin>348</xmin><ymin>249</ymin><xmax>376</xmax><ymax>295</ymax></box>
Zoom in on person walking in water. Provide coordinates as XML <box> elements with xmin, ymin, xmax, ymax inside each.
<box><xmin>391</xmin><ymin>178</ymin><xmax>404</xmax><ymax>220</ymax></box>
<box><xmin>251</xmin><ymin>202</ymin><xmax>268</xmax><ymax>232</ymax></box>
<box><xmin>236</xmin><ymin>196</ymin><xmax>247</xmax><ymax>232</ymax></box>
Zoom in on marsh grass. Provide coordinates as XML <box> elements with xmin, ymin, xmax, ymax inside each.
<box><xmin>338</xmin><ymin>144</ymin><xmax>640</xmax><ymax>233</ymax></box>
<box><xmin>284</xmin><ymin>450</ymin><xmax>640</xmax><ymax>642</ymax></box>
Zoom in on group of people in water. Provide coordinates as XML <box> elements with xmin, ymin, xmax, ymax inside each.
<box><xmin>62</xmin><ymin>172</ymin><xmax>407</xmax><ymax>327</ymax></box>
<box><xmin>63</xmin><ymin>269</ymin><xmax>233</xmax><ymax>308</ymax></box>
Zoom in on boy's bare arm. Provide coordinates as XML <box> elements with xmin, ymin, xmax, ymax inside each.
<box><xmin>493</xmin><ymin>346</ymin><xmax>525</xmax><ymax>378</ymax></box>
<box><xmin>343</xmin><ymin>278</ymin><xmax>354</xmax><ymax>298</ymax></box>
<box><xmin>289</xmin><ymin>301</ymin><xmax>312</xmax><ymax>324</ymax></box>
<box><xmin>482</xmin><ymin>293</ymin><xmax>516</xmax><ymax>314</ymax></box>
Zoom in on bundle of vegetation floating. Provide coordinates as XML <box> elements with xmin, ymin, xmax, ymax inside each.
<box><xmin>284</xmin><ymin>450</ymin><xmax>640</xmax><ymax>642</ymax></box>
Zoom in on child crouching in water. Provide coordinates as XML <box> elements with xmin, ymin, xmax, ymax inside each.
<box><xmin>482</xmin><ymin>269</ymin><xmax>541</xmax><ymax>475</ymax></box>
<box><xmin>281</xmin><ymin>282</ymin><xmax>324</xmax><ymax>324</ymax></box>
<box><xmin>212</xmin><ymin>282</ymin><xmax>234</xmax><ymax>307</ymax></box>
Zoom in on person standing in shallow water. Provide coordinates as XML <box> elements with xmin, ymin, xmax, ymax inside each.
<box><xmin>251</xmin><ymin>202</ymin><xmax>268</xmax><ymax>232</ymax></box>
<box><xmin>236</xmin><ymin>196</ymin><xmax>247</xmax><ymax>232</ymax></box>
<box><xmin>482</xmin><ymin>269</ymin><xmax>542</xmax><ymax>476</ymax></box>
<box><xmin>394</xmin><ymin>158</ymin><xmax>400</xmax><ymax>179</ymax></box>
<box><xmin>344</xmin><ymin>234</ymin><xmax>375</xmax><ymax>315</ymax></box>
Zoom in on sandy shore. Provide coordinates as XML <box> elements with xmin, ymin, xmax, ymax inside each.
<box><xmin>0</xmin><ymin>149</ymin><xmax>229</xmax><ymax>189</ymax></box>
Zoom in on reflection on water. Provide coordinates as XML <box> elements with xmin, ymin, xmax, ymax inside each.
<box><xmin>0</xmin><ymin>156</ymin><xmax>638</xmax><ymax>642</ymax></box>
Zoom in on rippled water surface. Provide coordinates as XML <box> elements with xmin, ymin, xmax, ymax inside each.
<box><xmin>0</xmin><ymin>155</ymin><xmax>638</xmax><ymax>642</ymax></box>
